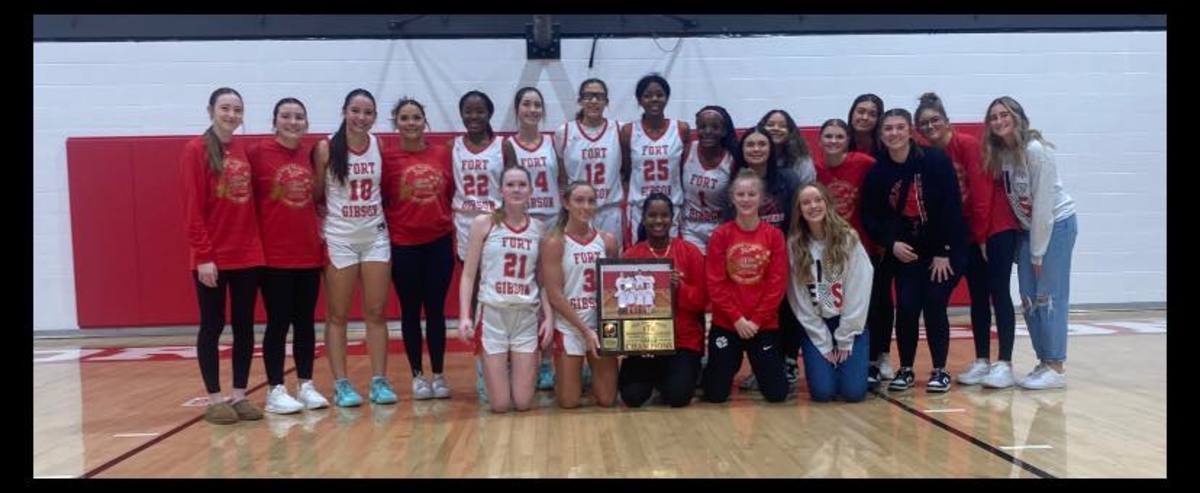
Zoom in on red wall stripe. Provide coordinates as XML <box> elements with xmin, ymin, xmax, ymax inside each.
<box><xmin>67</xmin><ymin>126</ymin><xmax>982</xmax><ymax>328</ymax></box>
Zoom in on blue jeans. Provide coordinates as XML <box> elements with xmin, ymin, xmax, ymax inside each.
<box><xmin>797</xmin><ymin>317</ymin><xmax>870</xmax><ymax>403</ymax></box>
<box><xmin>1015</xmin><ymin>215</ymin><xmax>1077</xmax><ymax>363</ymax></box>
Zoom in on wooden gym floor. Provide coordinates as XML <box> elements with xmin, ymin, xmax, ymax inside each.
<box><xmin>33</xmin><ymin>309</ymin><xmax>1166</xmax><ymax>478</ymax></box>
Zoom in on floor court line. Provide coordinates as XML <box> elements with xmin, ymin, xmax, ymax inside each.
<box><xmin>81</xmin><ymin>367</ymin><xmax>297</xmax><ymax>478</ymax></box>
<box><xmin>871</xmin><ymin>388</ymin><xmax>1058</xmax><ymax>479</ymax></box>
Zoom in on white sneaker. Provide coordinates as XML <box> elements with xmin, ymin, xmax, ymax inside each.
<box><xmin>412</xmin><ymin>376</ymin><xmax>434</xmax><ymax>400</ymax></box>
<box><xmin>1019</xmin><ymin>366</ymin><xmax>1066</xmax><ymax>390</ymax></box>
<box><xmin>265</xmin><ymin>385</ymin><xmax>304</xmax><ymax>415</ymax></box>
<box><xmin>981</xmin><ymin>361</ymin><xmax>1016</xmax><ymax>389</ymax></box>
<box><xmin>297</xmin><ymin>381</ymin><xmax>330</xmax><ymax>410</ymax></box>
<box><xmin>1018</xmin><ymin>362</ymin><xmax>1048</xmax><ymax>386</ymax></box>
<box><xmin>878</xmin><ymin>354</ymin><xmax>896</xmax><ymax>380</ymax></box>
<box><xmin>957</xmin><ymin>359</ymin><xmax>991</xmax><ymax>385</ymax></box>
<box><xmin>430</xmin><ymin>374</ymin><xmax>451</xmax><ymax>399</ymax></box>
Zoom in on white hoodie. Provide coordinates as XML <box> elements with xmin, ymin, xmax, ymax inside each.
<box><xmin>786</xmin><ymin>236</ymin><xmax>874</xmax><ymax>354</ymax></box>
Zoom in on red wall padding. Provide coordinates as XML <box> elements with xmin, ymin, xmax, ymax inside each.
<box><xmin>67</xmin><ymin>126</ymin><xmax>983</xmax><ymax>328</ymax></box>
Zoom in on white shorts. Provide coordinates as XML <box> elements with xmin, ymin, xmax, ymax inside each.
<box><xmin>455</xmin><ymin>210</ymin><xmax>486</xmax><ymax>260</ymax></box>
<box><xmin>554</xmin><ymin>323</ymin><xmax>592</xmax><ymax>357</ymax></box>
<box><xmin>326</xmin><ymin>231</ymin><xmax>390</xmax><ymax>270</ymax></box>
<box><xmin>594</xmin><ymin>205</ymin><xmax>624</xmax><ymax>252</ymax></box>
<box><xmin>477</xmin><ymin>303</ymin><xmax>539</xmax><ymax>355</ymax></box>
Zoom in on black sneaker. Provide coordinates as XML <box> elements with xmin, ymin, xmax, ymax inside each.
<box><xmin>867</xmin><ymin>365</ymin><xmax>880</xmax><ymax>386</ymax></box>
<box><xmin>927</xmin><ymin>369</ymin><xmax>952</xmax><ymax>393</ymax></box>
<box><xmin>888</xmin><ymin>368</ymin><xmax>915</xmax><ymax>391</ymax></box>
<box><xmin>784</xmin><ymin>357</ymin><xmax>800</xmax><ymax>385</ymax></box>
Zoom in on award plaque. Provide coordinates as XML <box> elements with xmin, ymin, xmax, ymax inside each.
<box><xmin>595</xmin><ymin>258</ymin><xmax>675</xmax><ymax>356</ymax></box>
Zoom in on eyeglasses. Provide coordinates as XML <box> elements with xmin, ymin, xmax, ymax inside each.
<box><xmin>580</xmin><ymin>92</ymin><xmax>608</xmax><ymax>102</ymax></box>
<box><xmin>918</xmin><ymin>116</ymin><xmax>945</xmax><ymax>129</ymax></box>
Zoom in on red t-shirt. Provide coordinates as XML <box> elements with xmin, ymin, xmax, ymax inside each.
<box><xmin>705</xmin><ymin>220</ymin><xmax>787</xmax><ymax>331</ymax></box>
<box><xmin>624</xmin><ymin>238</ymin><xmax>707</xmax><ymax>353</ymax></box>
<box><xmin>815</xmin><ymin>151</ymin><xmax>877</xmax><ymax>255</ymax></box>
<box><xmin>983</xmin><ymin>177</ymin><xmax>1020</xmax><ymax>239</ymax></box>
<box><xmin>382</xmin><ymin>142</ymin><xmax>455</xmax><ymax>246</ymax></box>
<box><xmin>247</xmin><ymin>138</ymin><xmax>323</xmax><ymax>269</ymax></box>
<box><xmin>179</xmin><ymin>136</ymin><xmax>265</xmax><ymax>270</ymax></box>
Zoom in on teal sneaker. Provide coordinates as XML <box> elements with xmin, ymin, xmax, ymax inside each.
<box><xmin>333</xmin><ymin>378</ymin><xmax>363</xmax><ymax>408</ymax></box>
<box><xmin>369</xmin><ymin>376</ymin><xmax>398</xmax><ymax>405</ymax></box>
<box><xmin>536</xmin><ymin>359</ymin><xmax>555</xmax><ymax>390</ymax></box>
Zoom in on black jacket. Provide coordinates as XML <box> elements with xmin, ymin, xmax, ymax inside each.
<box><xmin>861</xmin><ymin>143</ymin><xmax>966</xmax><ymax>270</ymax></box>
<box><xmin>723</xmin><ymin>166</ymin><xmax>802</xmax><ymax>235</ymax></box>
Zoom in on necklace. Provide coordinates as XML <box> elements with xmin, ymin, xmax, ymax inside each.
<box><xmin>648</xmin><ymin>241</ymin><xmax>672</xmax><ymax>259</ymax></box>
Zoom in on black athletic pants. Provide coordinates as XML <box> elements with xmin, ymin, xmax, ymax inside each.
<box><xmin>194</xmin><ymin>267</ymin><xmax>259</xmax><ymax>394</ymax></box>
<box><xmin>260</xmin><ymin>267</ymin><xmax>320</xmax><ymax>386</ymax></box>
<box><xmin>618</xmin><ymin>349</ymin><xmax>702</xmax><ymax>407</ymax></box>
<box><xmin>391</xmin><ymin>234</ymin><xmax>455</xmax><ymax>376</ymax></box>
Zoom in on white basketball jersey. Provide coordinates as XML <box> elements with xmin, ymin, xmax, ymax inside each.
<box><xmin>561</xmin><ymin>118</ymin><xmax>623</xmax><ymax>209</ymax></box>
<box><xmin>681</xmin><ymin>140</ymin><xmax>733</xmax><ymax>251</ymax></box>
<box><xmin>508</xmin><ymin>135</ymin><xmax>560</xmax><ymax>217</ymax></box>
<box><xmin>478</xmin><ymin>217</ymin><xmax>544</xmax><ymax>307</ymax></box>
<box><xmin>324</xmin><ymin>133</ymin><xmax>385</xmax><ymax>243</ymax></box>
<box><xmin>555</xmin><ymin>229</ymin><xmax>606</xmax><ymax>332</ymax></box>
<box><xmin>452</xmin><ymin>136</ymin><xmax>504</xmax><ymax>213</ymax></box>
<box><xmin>628</xmin><ymin>119</ymin><xmax>684</xmax><ymax>208</ymax></box>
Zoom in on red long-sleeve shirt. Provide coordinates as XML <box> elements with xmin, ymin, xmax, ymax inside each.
<box><xmin>815</xmin><ymin>151</ymin><xmax>878</xmax><ymax>255</ymax></box>
<box><xmin>179</xmin><ymin>136</ymin><xmax>265</xmax><ymax>270</ymax></box>
<box><xmin>944</xmin><ymin>132</ymin><xmax>1008</xmax><ymax>245</ymax></box>
<box><xmin>705</xmin><ymin>220</ymin><xmax>787</xmax><ymax>331</ymax></box>
<box><xmin>623</xmin><ymin>238</ymin><xmax>707</xmax><ymax>353</ymax></box>
<box><xmin>382</xmin><ymin>142</ymin><xmax>455</xmax><ymax>246</ymax></box>
<box><xmin>248</xmin><ymin>138</ymin><xmax>323</xmax><ymax>269</ymax></box>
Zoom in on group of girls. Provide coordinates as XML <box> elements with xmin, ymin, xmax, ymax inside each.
<box><xmin>182</xmin><ymin>73</ymin><xmax>1076</xmax><ymax>422</ymax></box>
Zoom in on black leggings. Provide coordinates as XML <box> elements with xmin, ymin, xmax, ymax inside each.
<box><xmin>260</xmin><ymin>267</ymin><xmax>320</xmax><ymax>386</ymax></box>
<box><xmin>702</xmin><ymin>327</ymin><xmax>788</xmax><ymax>403</ymax></box>
<box><xmin>194</xmin><ymin>267</ymin><xmax>259</xmax><ymax>394</ymax></box>
<box><xmin>779</xmin><ymin>300</ymin><xmax>801</xmax><ymax>363</ymax></box>
<box><xmin>894</xmin><ymin>258</ymin><xmax>961</xmax><ymax>369</ymax></box>
<box><xmin>971</xmin><ymin>230</ymin><xmax>1018</xmax><ymax>361</ymax></box>
<box><xmin>391</xmin><ymin>234</ymin><xmax>454</xmax><ymax>376</ymax></box>
<box><xmin>867</xmin><ymin>253</ymin><xmax>897</xmax><ymax>361</ymax></box>
<box><xmin>618</xmin><ymin>349</ymin><xmax>702</xmax><ymax>407</ymax></box>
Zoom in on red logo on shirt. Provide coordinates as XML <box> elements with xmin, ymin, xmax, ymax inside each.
<box><xmin>271</xmin><ymin>163</ymin><xmax>313</xmax><ymax>208</ymax></box>
<box><xmin>826</xmin><ymin>178</ymin><xmax>859</xmax><ymax>222</ymax></box>
<box><xmin>400</xmin><ymin>163</ymin><xmax>444</xmax><ymax>205</ymax></box>
<box><xmin>725</xmin><ymin>242</ymin><xmax>771</xmax><ymax>285</ymax></box>
<box><xmin>217</xmin><ymin>158</ymin><xmax>252</xmax><ymax>204</ymax></box>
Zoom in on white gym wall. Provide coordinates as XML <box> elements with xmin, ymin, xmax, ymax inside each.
<box><xmin>33</xmin><ymin>31</ymin><xmax>1166</xmax><ymax>330</ymax></box>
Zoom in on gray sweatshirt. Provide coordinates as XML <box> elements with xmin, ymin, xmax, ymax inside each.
<box><xmin>1001</xmin><ymin>140</ymin><xmax>1076</xmax><ymax>265</ymax></box>
<box><xmin>785</xmin><ymin>237</ymin><xmax>874</xmax><ymax>353</ymax></box>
